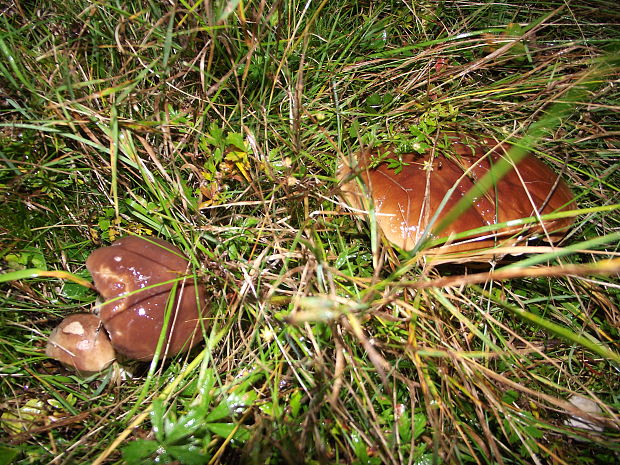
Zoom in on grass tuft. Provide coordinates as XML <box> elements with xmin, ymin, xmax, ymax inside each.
<box><xmin>1</xmin><ymin>1</ymin><xmax>619</xmax><ymax>464</ymax></box>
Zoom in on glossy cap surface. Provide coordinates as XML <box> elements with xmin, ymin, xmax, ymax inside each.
<box><xmin>86</xmin><ymin>236</ymin><xmax>205</xmax><ymax>360</ymax></box>
<box><xmin>340</xmin><ymin>134</ymin><xmax>576</xmax><ymax>261</ymax></box>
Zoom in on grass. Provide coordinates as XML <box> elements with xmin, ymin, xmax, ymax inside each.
<box><xmin>1</xmin><ymin>0</ymin><xmax>619</xmax><ymax>464</ymax></box>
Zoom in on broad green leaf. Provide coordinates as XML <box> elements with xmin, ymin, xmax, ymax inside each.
<box><xmin>206</xmin><ymin>422</ymin><xmax>249</xmax><ymax>441</ymax></box>
<box><xmin>205</xmin><ymin>401</ymin><xmax>230</xmax><ymax>423</ymax></box>
<box><xmin>289</xmin><ymin>389</ymin><xmax>303</xmax><ymax>417</ymax></box>
<box><xmin>225</xmin><ymin>132</ymin><xmax>246</xmax><ymax>151</ymax></box>
<box><xmin>167</xmin><ymin>445</ymin><xmax>210</xmax><ymax>465</ymax></box>
<box><xmin>166</xmin><ymin>406</ymin><xmax>208</xmax><ymax>444</ymax></box>
<box><xmin>0</xmin><ymin>445</ymin><xmax>19</xmax><ymax>465</ymax></box>
<box><xmin>413</xmin><ymin>413</ymin><xmax>427</xmax><ymax>440</ymax></box>
<box><xmin>121</xmin><ymin>440</ymin><xmax>159</xmax><ymax>464</ymax></box>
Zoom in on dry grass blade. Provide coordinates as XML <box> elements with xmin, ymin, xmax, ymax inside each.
<box><xmin>404</xmin><ymin>257</ymin><xmax>620</xmax><ymax>290</ymax></box>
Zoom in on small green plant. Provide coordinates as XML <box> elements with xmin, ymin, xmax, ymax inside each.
<box><xmin>122</xmin><ymin>369</ymin><xmax>254</xmax><ymax>465</ymax></box>
<box><xmin>366</xmin><ymin>102</ymin><xmax>458</xmax><ymax>173</ymax></box>
<box><xmin>197</xmin><ymin>123</ymin><xmax>252</xmax><ymax>207</ymax></box>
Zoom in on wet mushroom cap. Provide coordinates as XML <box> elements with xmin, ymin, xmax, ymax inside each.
<box><xmin>86</xmin><ymin>236</ymin><xmax>206</xmax><ymax>361</ymax></box>
<box><xmin>340</xmin><ymin>134</ymin><xmax>576</xmax><ymax>261</ymax></box>
<box><xmin>46</xmin><ymin>313</ymin><xmax>115</xmax><ymax>374</ymax></box>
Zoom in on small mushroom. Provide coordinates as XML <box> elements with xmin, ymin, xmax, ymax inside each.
<box><xmin>46</xmin><ymin>313</ymin><xmax>115</xmax><ymax>374</ymax></box>
<box><xmin>86</xmin><ymin>236</ymin><xmax>206</xmax><ymax>361</ymax></box>
<box><xmin>565</xmin><ymin>394</ymin><xmax>604</xmax><ymax>432</ymax></box>
<box><xmin>339</xmin><ymin>134</ymin><xmax>576</xmax><ymax>262</ymax></box>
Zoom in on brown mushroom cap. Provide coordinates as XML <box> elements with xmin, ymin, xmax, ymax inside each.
<box><xmin>46</xmin><ymin>313</ymin><xmax>115</xmax><ymax>374</ymax></box>
<box><xmin>340</xmin><ymin>134</ymin><xmax>576</xmax><ymax>262</ymax></box>
<box><xmin>86</xmin><ymin>236</ymin><xmax>206</xmax><ymax>361</ymax></box>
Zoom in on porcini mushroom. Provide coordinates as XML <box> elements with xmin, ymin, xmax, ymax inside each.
<box><xmin>565</xmin><ymin>394</ymin><xmax>604</xmax><ymax>432</ymax></box>
<box><xmin>46</xmin><ymin>313</ymin><xmax>115</xmax><ymax>374</ymax></box>
<box><xmin>86</xmin><ymin>236</ymin><xmax>205</xmax><ymax>361</ymax></box>
<box><xmin>339</xmin><ymin>133</ymin><xmax>576</xmax><ymax>262</ymax></box>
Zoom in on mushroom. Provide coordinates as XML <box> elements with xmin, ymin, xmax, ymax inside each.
<box><xmin>46</xmin><ymin>313</ymin><xmax>115</xmax><ymax>374</ymax></box>
<box><xmin>565</xmin><ymin>394</ymin><xmax>604</xmax><ymax>432</ymax></box>
<box><xmin>85</xmin><ymin>236</ymin><xmax>206</xmax><ymax>361</ymax></box>
<box><xmin>339</xmin><ymin>133</ymin><xmax>576</xmax><ymax>262</ymax></box>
